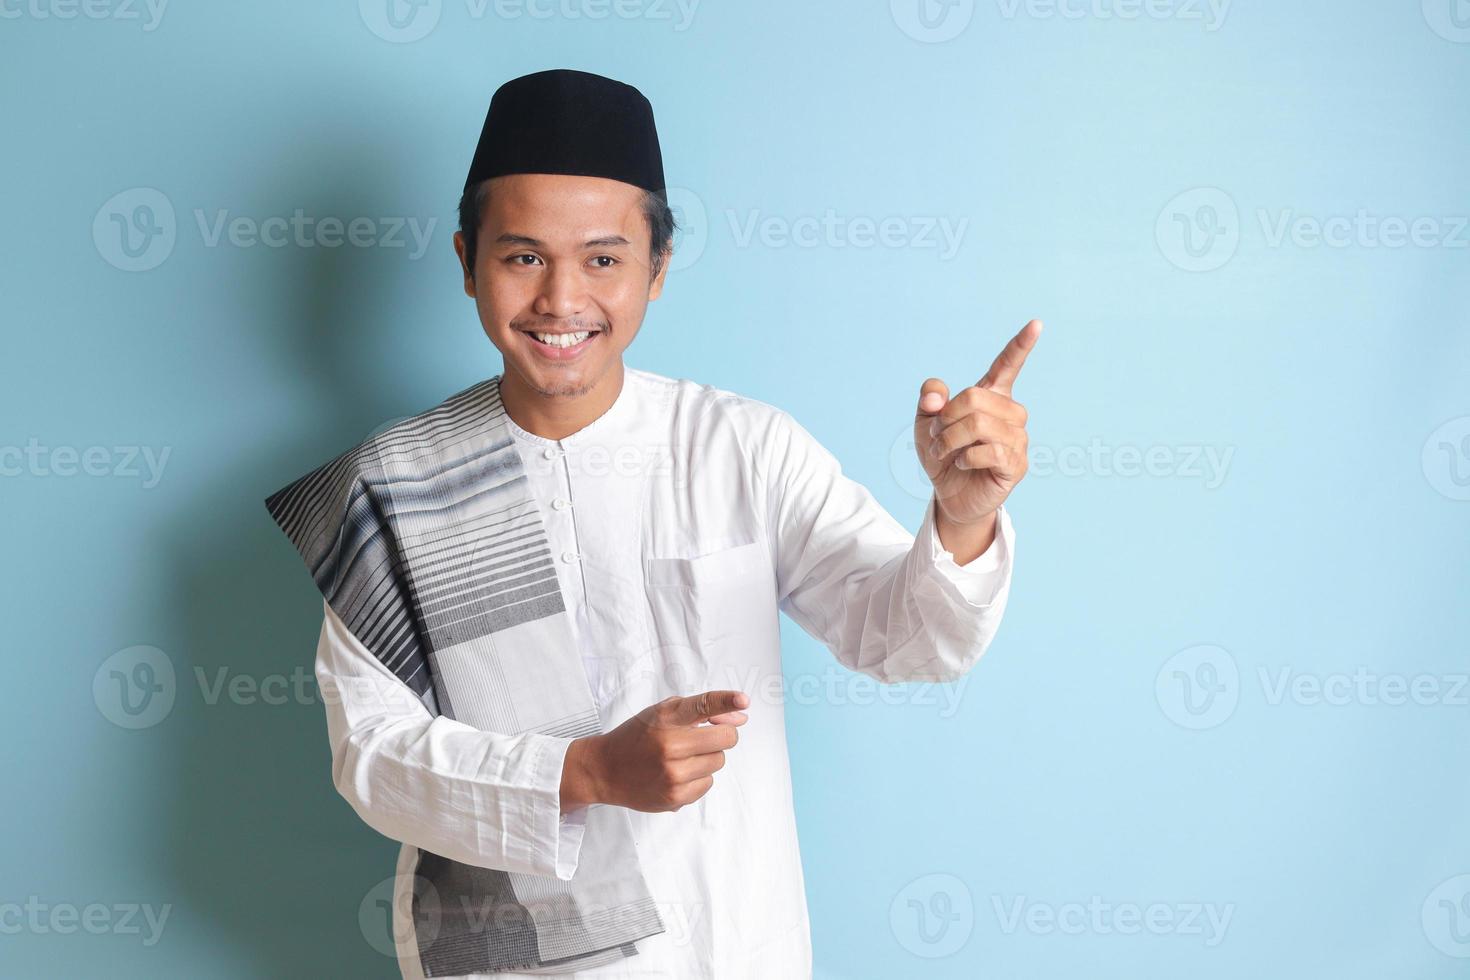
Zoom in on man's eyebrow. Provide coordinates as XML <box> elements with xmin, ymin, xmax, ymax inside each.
<box><xmin>493</xmin><ymin>233</ymin><xmax>632</xmax><ymax>249</ymax></box>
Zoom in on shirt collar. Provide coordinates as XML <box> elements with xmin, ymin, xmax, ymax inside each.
<box><xmin>503</xmin><ymin>366</ymin><xmax>642</xmax><ymax>448</ymax></box>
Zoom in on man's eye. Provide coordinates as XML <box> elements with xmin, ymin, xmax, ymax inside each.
<box><xmin>591</xmin><ymin>255</ymin><xmax>619</xmax><ymax>269</ymax></box>
<box><xmin>508</xmin><ymin>254</ymin><xmax>541</xmax><ymax>266</ymax></box>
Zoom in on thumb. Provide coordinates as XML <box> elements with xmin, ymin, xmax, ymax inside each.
<box><xmin>917</xmin><ymin>378</ymin><xmax>949</xmax><ymax>418</ymax></box>
<box><xmin>666</xmin><ymin>690</ymin><xmax>750</xmax><ymax>727</ymax></box>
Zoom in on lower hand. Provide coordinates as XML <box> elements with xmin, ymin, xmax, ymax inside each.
<box><xmin>561</xmin><ymin>690</ymin><xmax>749</xmax><ymax>814</ymax></box>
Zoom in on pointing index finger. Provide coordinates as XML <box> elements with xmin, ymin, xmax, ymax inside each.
<box><xmin>977</xmin><ymin>319</ymin><xmax>1043</xmax><ymax>396</ymax></box>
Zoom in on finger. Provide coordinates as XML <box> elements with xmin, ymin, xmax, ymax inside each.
<box><xmin>928</xmin><ymin>413</ymin><xmax>1022</xmax><ymax>461</ymax></box>
<box><xmin>668</xmin><ymin>722</ymin><xmax>740</xmax><ymax>759</ymax></box>
<box><xmin>955</xmin><ymin>441</ymin><xmax>1023</xmax><ymax>477</ymax></box>
<box><xmin>668</xmin><ymin>775</ymin><xmax>714</xmax><ymax>808</ymax></box>
<box><xmin>932</xmin><ymin>385</ymin><xmax>1028</xmax><ymax>428</ymax></box>
<box><xmin>704</xmin><ymin>709</ymin><xmax>748</xmax><ymax>726</ymax></box>
<box><xmin>665</xmin><ymin>690</ymin><xmax>750</xmax><ymax>727</ymax></box>
<box><xmin>977</xmin><ymin>319</ymin><xmax>1043</xmax><ymax>396</ymax></box>
<box><xmin>916</xmin><ymin>378</ymin><xmax>950</xmax><ymax>418</ymax></box>
<box><xmin>669</xmin><ymin>750</ymin><xmax>727</xmax><ymax>783</ymax></box>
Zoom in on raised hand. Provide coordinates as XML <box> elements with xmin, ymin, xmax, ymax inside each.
<box><xmin>915</xmin><ymin>319</ymin><xmax>1041</xmax><ymax>532</ymax></box>
<box><xmin>561</xmin><ymin>690</ymin><xmax>750</xmax><ymax>814</ymax></box>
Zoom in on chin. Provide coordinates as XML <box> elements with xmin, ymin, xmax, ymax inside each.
<box><xmin>513</xmin><ymin>353</ymin><xmax>606</xmax><ymax>397</ymax></box>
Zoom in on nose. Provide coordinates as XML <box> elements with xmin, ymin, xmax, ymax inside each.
<box><xmin>532</xmin><ymin>261</ymin><xmax>588</xmax><ymax>320</ymax></box>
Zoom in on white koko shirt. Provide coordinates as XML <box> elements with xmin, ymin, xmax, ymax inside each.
<box><xmin>314</xmin><ymin>365</ymin><xmax>1016</xmax><ymax>979</ymax></box>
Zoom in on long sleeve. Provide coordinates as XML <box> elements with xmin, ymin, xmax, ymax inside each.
<box><xmin>314</xmin><ymin>598</ymin><xmax>589</xmax><ymax>880</ymax></box>
<box><xmin>763</xmin><ymin>408</ymin><xmax>1015</xmax><ymax>684</ymax></box>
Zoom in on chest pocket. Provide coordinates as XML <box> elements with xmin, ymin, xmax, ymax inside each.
<box><xmin>644</xmin><ymin>540</ymin><xmax>774</xmax><ymax>652</ymax></box>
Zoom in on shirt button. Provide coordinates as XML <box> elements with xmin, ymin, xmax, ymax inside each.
<box><xmin>542</xmin><ymin>447</ymin><xmax>559</xmax><ymax>460</ymax></box>
<box><xmin>561</xmin><ymin>550</ymin><xmax>580</xmax><ymax>563</ymax></box>
<box><xmin>552</xmin><ymin>497</ymin><xmax>570</xmax><ymax>510</ymax></box>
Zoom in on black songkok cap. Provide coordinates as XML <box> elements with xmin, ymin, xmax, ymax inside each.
<box><xmin>463</xmin><ymin>69</ymin><xmax>665</xmax><ymax>194</ymax></box>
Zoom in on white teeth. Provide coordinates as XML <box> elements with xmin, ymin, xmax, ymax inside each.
<box><xmin>531</xmin><ymin>330</ymin><xmax>593</xmax><ymax>348</ymax></box>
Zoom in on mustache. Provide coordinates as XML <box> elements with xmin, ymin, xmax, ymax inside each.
<box><xmin>512</xmin><ymin>317</ymin><xmax>609</xmax><ymax>333</ymax></box>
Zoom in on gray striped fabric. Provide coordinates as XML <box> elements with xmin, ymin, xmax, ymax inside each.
<box><xmin>263</xmin><ymin>374</ymin><xmax>664</xmax><ymax>976</ymax></box>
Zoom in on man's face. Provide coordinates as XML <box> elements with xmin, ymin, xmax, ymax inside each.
<box><xmin>453</xmin><ymin>172</ymin><xmax>669</xmax><ymax>400</ymax></box>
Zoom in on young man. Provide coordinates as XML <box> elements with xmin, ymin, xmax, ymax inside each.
<box><xmin>266</xmin><ymin>68</ymin><xmax>1038</xmax><ymax>979</ymax></box>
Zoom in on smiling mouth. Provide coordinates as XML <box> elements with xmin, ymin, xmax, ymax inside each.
<box><xmin>522</xmin><ymin>328</ymin><xmax>601</xmax><ymax>348</ymax></box>
<box><xmin>517</xmin><ymin>325</ymin><xmax>607</xmax><ymax>356</ymax></box>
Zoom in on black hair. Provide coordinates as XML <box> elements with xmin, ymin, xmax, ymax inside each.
<box><xmin>457</xmin><ymin>179</ymin><xmax>677</xmax><ymax>281</ymax></box>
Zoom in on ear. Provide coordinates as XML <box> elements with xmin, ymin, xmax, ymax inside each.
<box><xmin>647</xmin><ymin>245</ymin><xmax>672</xmax><ymax>301</ymax></box>
<box><xmin>452</xmin><ymin>231</ymin><xmax>476</xmax><ymax>298</ymax></box>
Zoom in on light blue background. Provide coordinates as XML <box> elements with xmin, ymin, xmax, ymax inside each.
<box><xmin>4</xmin><ymin>1</ymin><xmax>1468</xmax><ymax>976</ymax></box>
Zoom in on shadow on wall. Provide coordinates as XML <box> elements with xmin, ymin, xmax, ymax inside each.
<box><xmin>153</xmin><ymin>122</ymin><xmax>488</xmax><ymax>977</ymax></box>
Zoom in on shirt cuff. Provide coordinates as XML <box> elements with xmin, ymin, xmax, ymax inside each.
<box><xmin>527</xmin><ymin>734</ymin><xmax>590</xmax><ymax>881</ymax></box>
<box><xmin>918</xmin><ymin>495</ymin><xmax>1013</xmax><ymax>607</ymax></box>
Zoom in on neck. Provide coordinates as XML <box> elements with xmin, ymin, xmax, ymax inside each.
<box><xmin>500</xmin><ymin>360</ymin><xmax>625</xmax><ymax>441</ymax></box>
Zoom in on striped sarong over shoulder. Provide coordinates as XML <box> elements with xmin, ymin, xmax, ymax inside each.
<box><xmin>264</xmin><ymin>374</ymin><xmax>664</xmax><ymax>976</ymax></box>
